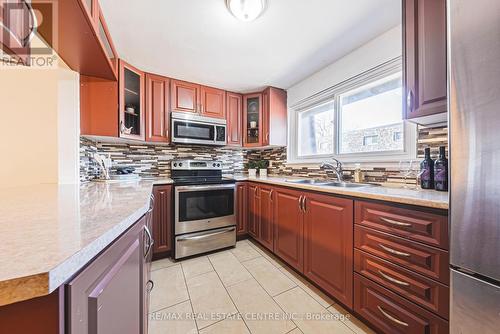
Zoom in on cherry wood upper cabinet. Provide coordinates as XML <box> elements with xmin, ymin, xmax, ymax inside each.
<box><xmin>80</xmin><ymin>75</ymin><xmax>119</xmax><ymax>137</ymax></box>
<box><xmin>152</xmin><ymin>185</ymin><xmax>172</xmax><ymax>258</ymax></box>
<box><xmin>171</xmin><ymin>79</ymin><xmax>201</xmax><ymax>114</ymax></box>
<box><xmin>226</xmin><ymin>92</ymin><xmax>243</xmax><ymax>146</ymax></box>
<box><xmin>236</xmin><ymin>182</ymin><xmax>248</xmax><ymax>236</ymax></box>
<box><xmin>119</xmin><ymin>60</ymin><xmax>145</xmax><ymax>141</ymax></box>
<box><xmin>247</xmin><ymin>183</ymin><xmax>260</xmax><ymax>239</ymax></box>
<box><xmin>273</xmin><ymin>186</ymin><xmax>304</xmax><ymax>272</ymax></box>
<box><xmin>200</xmin><ymin>86</ymin><xmax>226</xmax><ymax>119</ymax></box>
<box><xmin>0</xmin><ymin>0</ymin><xmax>32</xmax><ymax>65</ymax></box>
<box><xmin>35</xmin><ymin>0</ymin><xmax>118</xmax><ymax>79</ymax></box>
<box><xmin>258</xmin><ymin>185</ymin><xmax>274</xmax><ymax>251</ymax></box>
<box><xmin>403</xmin><ymin>0</ymin><xmax>447</xmax><ymax>125</ymax></box>
<box><xmin>146</xmin><ymin>74</ymin><xmax>170</xmax><ymax>143</ymax></box>
<box><xmin>303</xmin><ymin>193</ymin><xmax>354</xmax><ymax>308</ymax></box>
<box><xmin>243</xmin><ymin>87</ymin><xmax>287</xmax><ymax>147</ymax></box>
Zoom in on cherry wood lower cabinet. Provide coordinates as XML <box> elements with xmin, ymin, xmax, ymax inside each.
<box><xmin>247</xmin><ymin>183</ymin><xmax>260</xmax><ymax>239</ymax></box>
<box><xmin>152</xmin><ymin>185</ymin><xmax>173</xmax><ymax>259</ymax></box>
<box><xmin>273</xmin><ymin>186</ymin><xmax>304</xmax><ymax>272</ymax></box>
<box><xmin>258</xmin><ymin>185</ymin><xmax>274</xmax><ymax>251</ymax></box>
<box><xmin>303</xmin><ymin>193</ymin><xmax>354</xmax><ymax>308</ymax></box>
<box><xmin>236</xmin><ymin>182</ymin><xmax>248</xmax><ymax>236</ymax></box>
<box><xmin>354</xmin><ymin>273</ymin><xmax>448</xmax><ymax>334</ymax></box>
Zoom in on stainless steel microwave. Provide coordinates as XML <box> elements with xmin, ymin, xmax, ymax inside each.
<box><xmin>171</xmin><ymin>112</ymin><xmax>227</xmax><ymax>146</ymax></box>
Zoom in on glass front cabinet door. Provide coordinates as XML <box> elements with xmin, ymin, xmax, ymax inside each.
<box><xmin>243</xmin><ymin>93</ymin><xmax>263</xmax><ymax>147</ymax></box>
<box><xmin>119</xmin><ymin>60</ymin><xmax>145</xmax><ymax>140</ymax></box>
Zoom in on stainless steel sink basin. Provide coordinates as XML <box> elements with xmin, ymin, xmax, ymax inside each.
<box><xmin>285</xmin><ymin>179</ymin><xmax>330</xmax><ymax>185</ymax></box>
<box><xmin>285</xmin><ymin>179</ymin><xmax>376</xmax><ymax>188</ymax></box>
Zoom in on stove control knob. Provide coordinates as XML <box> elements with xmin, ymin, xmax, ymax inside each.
<box><xmin>217</xmin><ymin>163</ymin><xmax>221</xmax><ymax>167</ymax></box>
<box><xmin>173</xmin><ymin>163</ymin><xmax>177</xmax><ymax>167</ymax></box>
<box><xmin>179</xmin><ymin>163</ymin><xmax>183</xmax><ymax>167</ymax></box>
<box><xmin>213</xmin><ymin>163</ymin><xmax>216</xmax><ymax>167</ymax></box>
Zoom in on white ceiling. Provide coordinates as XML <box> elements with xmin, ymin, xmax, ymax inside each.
<box><xmin>100</xmin><ymin>0</ymin><xmax>401</xmax><ymax>93</ymax></box>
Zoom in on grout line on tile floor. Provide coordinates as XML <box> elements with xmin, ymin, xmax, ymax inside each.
<box><xmin>206</xmin><ymin>254</ymin><xmax>253</xmax><ymax>334</ymax></box>
<box><xmin>179</xmin><ymin>260</ymin><xmax>200</xmax><ymax>333</ymax></box>
<box><xmin>149</xmin><ymin>298</ymin><xmax>190</xmax><ymax>315</ymax></box>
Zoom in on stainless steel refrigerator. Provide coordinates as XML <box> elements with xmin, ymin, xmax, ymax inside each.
<box><xmin>449</xmin><ymin>0</ymin><xmax>500</xmax><ymax>332</ymax></box>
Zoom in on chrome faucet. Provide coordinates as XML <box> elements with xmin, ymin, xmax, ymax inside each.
<box><xmin>320</xmin><ymin>158</ymin><xmax>344</xmax><ymax>182</ymax></box>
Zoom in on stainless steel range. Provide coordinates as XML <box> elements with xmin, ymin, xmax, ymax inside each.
<box><xmin>171</xmin><ymin>160</ymin><xmax>236</xmax><ymax>259</ymax></box>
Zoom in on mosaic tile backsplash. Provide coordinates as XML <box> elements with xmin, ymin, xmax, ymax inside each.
<box><xmin>80</xmin><ymin>125</ymin><xmax>447</xmax><ymax>185</ymax></box>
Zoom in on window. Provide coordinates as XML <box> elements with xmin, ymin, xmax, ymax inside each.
<box><xmin>297</xmin><ymin>101</ymin><xmax>335</xmax><ymax>156</ymax></box>
<box><xmin>339</xmin><ymin>72</ymin><xmax>403</xmax><ymax>154</ymax></box>
<box><xmin>289</xmin><ymin>58</ymin><xmax>416</xmax><ymax>164</ymax></box>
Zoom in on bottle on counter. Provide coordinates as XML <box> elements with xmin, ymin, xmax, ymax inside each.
<box><xmin>434</xmin><ymin>146</ymin><xmax>448</xmax><ymax>191</ymax></box>
<box><xmin>354</xmin><ymin>163</ymin><xmax>364</xmax><ymax>183</ymax></box>
<box><xmin>420</xmin><ymin>147</ymin><xmax>435</xmax><ymax>189</ymax></box>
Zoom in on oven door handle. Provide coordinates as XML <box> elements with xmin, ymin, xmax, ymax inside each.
<box><xmin>175</xmin><ymin>184</ymin><xmax>235</xmax><ymax>192</ymax></box>
<box><xmin>177</xmin><ymin>227</ymin><xmax>236</xmax><ymax>242</ymax></box>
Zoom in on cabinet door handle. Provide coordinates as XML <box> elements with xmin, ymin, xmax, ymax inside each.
<box><xmin>379</xmin><ymin>244</ymin><xmax>411</xmax><ymax>258</ymax></box>
<box><xmin>266</xmin><ymin>133</ymin><xmax>269</xmax><ymax>142</ymax></box>
<box><xmin>144</xmin><ymin>225</ymin><xmax>153</xmax><ymax>258</ymax></box>
<box><xmin>299</xmin><ymin>195</ymin><xmax>304</xmax><ymax>212</ymax></box>
<box><xmin>146</xmin><ymin>280</ymin><xmax>154</xmax><ymax>293</ymax></box>
<box><xmin>303</xmin><ymin>196</ymin><xmax>307</xmax><ymax>212</ymax></box>
<box><xmin>377</xmin><ymin>270</ymin><xmax>410</xmax><ymax>287</ymax></box>
<box><xmin>380</xmin><ymin>217</ymin><xmax>412</xmax><ymax>228</ymax></box>
<box><xmin>377</xmin><ymin>306</ymin><xmax>409</xmax><ymax>327</ymax></box>
<box><xmin>406</xmin><ymin>89</ymin><xmax>413</xmax><ymax>113</ymax></box>
<box><xmin>269</xmin><ymin>189</ymin><xmax>274</xmax><ymax>201</ymax></box>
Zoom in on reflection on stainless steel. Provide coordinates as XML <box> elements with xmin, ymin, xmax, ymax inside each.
<box><xmin>449</xmin><ymin>0</ymin><xmax>500</xmax><ymax>332</ymax></box>
<box><xmin>175</xmin><ymin>227</ymin><xmax>236</xmax><ymax>259</ymax></box>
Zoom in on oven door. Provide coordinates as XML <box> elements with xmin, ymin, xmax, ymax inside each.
<box><xmin>171</xmin><ymin>119</ymin><xmax>216</xmax><ymax>145</ymax></box>
<box><xmin>175</xmin><ymin>184</ymin><xmax>236</xmax><ymax>235</ymax></box>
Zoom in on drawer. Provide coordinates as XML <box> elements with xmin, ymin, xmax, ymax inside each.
<box><xmin>354</xmin><ymin>226</ymin><xmax>449</xmax><ymax>284</ymax></box>
<box><xmin>354</xmin><ymin>274</ymin><xmax>448</xmax><ymax>334</ymax></box>
<box><xmin>355</xmin><ymin>201</ymin><xmax>448</xmax><ymax>249</ymax></box>
<box><xmin>354</xmin><ymin>249</ymin><xmax>449</xmax><ymax>319</ymax></box>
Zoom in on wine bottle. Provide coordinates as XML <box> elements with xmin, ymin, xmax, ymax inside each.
<box><xmin>420</xmin><ymin>148</ymin><xmax>435</xmax><ymax>189</ymax></box>
<box><xmin>434</xmin><ymin>146</ymin><xmax>448</xmax><ymax>191</ymax></box>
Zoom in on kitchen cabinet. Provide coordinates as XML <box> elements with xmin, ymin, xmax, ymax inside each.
<box><xmin>247</xmin><ymin>183</ymin><xmax>259</xmax><ymax>239</ymax></box>
<box><xmin>273</xmin><ymin>186</ymin><xmax>304</xmax><ymax>272</ymax></box>
<box><xmin>354</xmin><ymin>274</ymin><xmax>448</xmax><ymax>334</ymax></box>
<box><xmin>200</xmin><ymin>86</ymin><xmax>226</xmax><ymax>119</ymax></box>
<box><xmin>0</xmin><ymin>0</ymin><xmax>31</xmax><ymax>65</ymax></box>
<box><xmin>403</xmin><ymin>0</ymin><xmax>447</xmax><ymax>125</ymax></box>
<box><xmin>226</xmin><ymin>92</ymin><xmax>243</xmax><ymax>146</ymax></box>
<box><xmin>243</xmin><ymin>87</ymin><xmax>287</xmax><ymax>147</ymax></box>
<box><xmin>236</xmin><ymin>182</ymin><xmax>248</xmax><ymax>236</ymax></box>
<box><xmin>258</xmin><ymin>185</ymin><xmax>274</xmax><ymax>251</ymax></box>
<box><xmin>171</xmin><ymin>79</ymin><xmax>201</xmax><ymax>114</ymax></box>
<box><xmin>119</xmin><ymin>60</ymin><xmax>145</xmax><ymax>141</ymax></box>
<box><xmin>303</xmin><ymin>192</ymin><xmax>354</xmax><ymax>308</ymax></box>
<box><xmin>145</xmin><ymin>74</ymin><xmax>170</xmax><ymax>143</ymax></box>
<box><xmin>67</xmin><ymin>213</ymin><xmax>152</xmax><ymax>334</ymax></box>
<box><xmin>152</xmin><ymin>185</ymin><xmax>173</xmax><ymax>259</ymax></box>
<box><xmin>80</xmin><ymin>75</ymin><xmax>119</xmax><ymax>137</ymax></box>
<box><xmin>36</xmin><ymin>0</ymin><xmax>118</xmax><ymax>79</ymax></box>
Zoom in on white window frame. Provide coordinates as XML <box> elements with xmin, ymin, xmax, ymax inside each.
<box><xmin>287</xmin><ymin>57</ymin><xmax>417</xmax><ymax>166</ymax></box>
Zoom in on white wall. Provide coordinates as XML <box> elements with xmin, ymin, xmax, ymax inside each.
<box><xmin>0</xmin><ymin>38</ymin><xmax>80</xmax><ymax>188</ymax></box>
<box><xmin>287</xmin><ymin>25</ymin><xmax>402</xmax><ymax>107</ymax></box>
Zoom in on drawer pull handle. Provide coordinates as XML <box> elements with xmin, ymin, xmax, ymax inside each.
<box><xmin>380</xmin><ymin>217</ymin><xmax>412</xmax><ymax>227</ymax></box>
<box><xmin>377</xmin><ymin>306</ymin><xmax>409</xmax><ymax>327</ymax></box>
<box><xmin>378</xmin><ymin>270</ymin><xmax>410</xmax><ymax>287</ymax></box>
<box><xmin>379</xmin><ymin>244</ymin><xmax>411</xmax><ymax>257</ymax></box>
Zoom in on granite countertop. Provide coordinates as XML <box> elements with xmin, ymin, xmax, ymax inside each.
<box><xmin>233</xmin><ymin>175</ymin><xmax>448</xmax><ymax>210</ymax></box>
<box><xmin>0</xmin><ymin>178</ymin><xmax>173</xmax><ymax>307</ymax></box>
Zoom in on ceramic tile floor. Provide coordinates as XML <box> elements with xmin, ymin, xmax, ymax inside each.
<box><xmin>149</xmin><ymin>239</ymin><xmax>375</xmax><ymax>334</ymax></box>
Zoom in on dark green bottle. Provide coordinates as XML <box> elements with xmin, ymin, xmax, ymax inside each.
<box><xmin>420</xmin><ymin>148</ymin><xmax>434</xmax><ymax>189</ymax></box>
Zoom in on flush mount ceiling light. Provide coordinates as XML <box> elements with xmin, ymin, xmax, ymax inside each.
<box><xmin>226</xmin><ymin>0</ymin><xmax>268</xmax><ymax>22</ymax></box>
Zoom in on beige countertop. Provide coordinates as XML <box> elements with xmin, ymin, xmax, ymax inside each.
<box><xmin>233</xmin><ymin>175</ymin><xmax>448</xmax><ymax>210</ymax></box>
<box><xmin>0</xmin><ymin>178</ymin><xmax>173</xmax><ymax>307</ymax></box>
<box><xmin>0</xmin><ymin>175</ymin><xmax>447</xmax><ymax>307</ymax></box>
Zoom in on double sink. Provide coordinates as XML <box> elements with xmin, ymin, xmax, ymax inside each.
<box><xmin>285</xmin><ymin>179</ymin><xmax>377</xmax><ymax>188</ymax></box>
